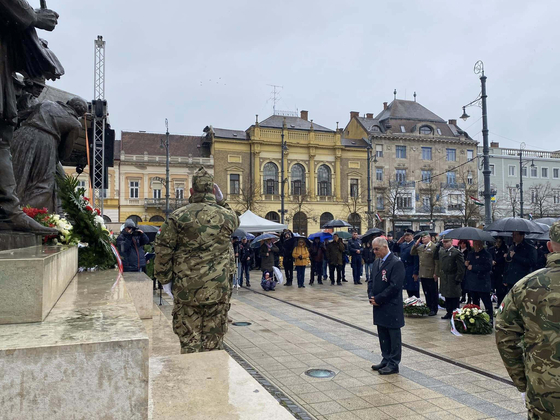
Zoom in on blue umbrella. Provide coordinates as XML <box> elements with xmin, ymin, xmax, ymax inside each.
<box><xmin>439</xmin><ymin>229</ymin><xmax>453</xmax><ymax>236</ymax></box>
<box><xmin>250</xmin><ymin>233</ymin><xmax>279</xmax><ymax>248</ymax></box>
<box><xmin>245</xmin><ymin>233</ymin><xmax>255</xmax><ymax>240</ymax></box>
<box><xmin>308</xmin><ymin>231</ymin><xmax>333</xmax><ymax>242</ymax></box>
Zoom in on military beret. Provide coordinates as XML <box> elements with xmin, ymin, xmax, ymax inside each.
<box><xmin>404</xmin><ymin>229</ymin><xmax>415</xmax><ymax>235</ymax></box>
<box><xmin>550</xmin><ymin>220</ymin><xmax>560</xmax><ymax>243</ymax></box>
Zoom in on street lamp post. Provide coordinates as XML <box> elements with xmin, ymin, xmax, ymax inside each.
<box><xmin>280</xmin><ymin>118</ymin><xmax>287</xmax><ymax>224</ymax></box>
<box><xmin>517</xmin><ymin>142</ymin><xmax>535</xmax><ymax>219</ymax></box>
<box><xmin>160</xmin><ymin>119</ymin><xmax>170</xmax><ymax>221</ymax></box>
<box><xmin>363</xmin><ymin>137</ymin><xmax>378</xmax><ymax>229</ymax></box>
<box><xmin>460</xmin><ymin>60</ymin><xmax>492</xmax><ymax>226</ymax></box>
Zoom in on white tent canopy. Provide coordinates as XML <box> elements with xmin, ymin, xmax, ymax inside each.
<box><xmin>238</xmin><ymin>210</ymin><xmax>288</xmax><ymax>233</ymax></box>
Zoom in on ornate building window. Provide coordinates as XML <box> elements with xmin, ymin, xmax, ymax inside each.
<box><xmin>263</xmin><ymin>162</ymin><xmax>278</xmax><ymax>195</ymax></box>
<box><xmin>293</xmin><ymin>212</ymin><xmax>308</xmax><ymax>236</ymax></box>
<box><xmin>419</xmin><ymin>126</ymin><xmax>433</xmax><ymax>135</ymax></box>
<box><xmin>229</xmin><ymin>174</ymin><xmax>240</xmax><ymax>194</ymax></box>
<box><xmin>127</xmin><ymin>215</ymin><xmax>142</xmax><ymax>224</ymax></box>
<box><xmin>265</xmin><ymin>211</ymin><xmax>280</xmax><ymax>223</ymax></box>
<box><xmin>317</xmin><ymin>165</ymin><xmax>332</xmax><ymax>196</ymax></box>
<box><xmin>320</xmin><ymin>212</ymin><xmax>334</xmax><ymax>227</ymax></box>
<box><xmin>348</xmin><ymin>213</ymin><xmax>361</xmax><ymax>234</ymax></box>
<box><xmin>291</xmin><ymin>163</ymin><xmax>305</xmax><ymax>195</ymax></box>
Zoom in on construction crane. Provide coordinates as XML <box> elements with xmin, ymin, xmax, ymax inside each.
<box><xmin>91</xmin><ymin>35</ymin><xmax>107</xmax><ymax>213</ymax></box>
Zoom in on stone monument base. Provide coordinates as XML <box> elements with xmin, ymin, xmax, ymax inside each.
<box><xmin>0</xmin><ymin>270</ymin><xmax>149</xmax><ymax>420</ymax></box>
<box><xmin>0</xmin><ymin>245</ymin><xmax>78</xmax><ymax>324</ymax></box>
<box><xmin>0</xmin><ymin>231</ymin><xmax>42</xmax><ymax>251</ymax></box>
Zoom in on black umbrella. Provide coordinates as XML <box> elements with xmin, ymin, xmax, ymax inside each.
<box><xmin>484</xmin><ymin>218</ymin><xmax>546</xmax><ymax>234</ymax></box>
<box><xmin>232</xmin><ymin>228</ymin><xmax>248</xmax><ymax>238</ymax></box>
<box><xmin>285</xmin><ymin>236</ymin><xmax>312</xmax><ymax>248</ymax></box>
<box><xmin>533</xmin><ymin>217</ymin><xmax>560</xmax><ymax>226</ymax></box>
<box><xmin>360</xmin><ymin>228</ymin><xmax>384</xmax><ymax>242</ymax></box>
<box><xmin>138</xmin><ymin>225</ymin><xmax>160</xmax><ymax>243</ymax></box>
<box><xmin>250</xmin><ymin>233</ymin><xmax>279</xmax><ymax>249</ymax></box>
<box><xmin>442</xmin><ymin>227</ymin><xmax>495</xmax><ymax>242</ymax></box>
<box><xmin>322</xmin><ymin>219</ymin><xmax>353</xmax><ymax>229</ymax></box>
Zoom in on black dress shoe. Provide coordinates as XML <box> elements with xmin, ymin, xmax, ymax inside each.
<box><xmin>337</xmin><ymin>282</ymin><xmax>342</xmax><ymax>286</ymax></box>
<box><xmin>441</xmin><ymin>313</ymin><xmax>452</xmax><ymax>320</ymax></box>
<box><xmin>342</xmin><ymin>279</ymin><xmax>348</xmax><ymax>282</ymax></box>
<box><xmin>371</xmin><ymin>363</ymin><xmax>387</xmax><ymax>371</ymax></box>
<box><xmin>331</xmin><ymin>281</ymin><xmax>335</xmax><ymax>285</ymax></box>
<box><xmin>318</xmin><ymin>281</ymin><xmax>323</xmax><ymax>284</ymax></box>
<box><xmin>355</xmin><ymin>281</ymin><xmax>363</xmax><ymax>285</ymax></box>
<box><xmin>378</xmin><ymin>366</ymin><xmax>399</xmax><ymax>375</ymax></box>
<box><xmin>246</xmin><ymin>283</ymin><xmax>251</xmax><ymax>288</ymax></box>
<box><xmin>284</xmin><ymin>283</ymin><xmax>292</xmax><ymax>286</ymax></box>
<box><xmin>428</xmin><ymin>311</ymin><xmax>437</xmax><ymax>316</ymax></box>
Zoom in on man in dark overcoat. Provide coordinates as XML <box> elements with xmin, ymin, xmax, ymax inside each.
<box><xmin>393</xmin><ymin>229</ymin><xmax>419</xmax><ymax>297</ymax></box>
<box><xmin>368</xmin><ymin>237</ymin><xmax>405</xmax><ymax>375</ymax></box>
<box><xmin>503</xmin><ymin>231</ymin><xmax>537</xmax><ymax>295</ymax></box>
<box><xmin>464</xmin><ymin>240</ymin><xmax>493</xmax><ymax>322</ymax></box>
<box><xmin>435</xmin><ymin>239</ymin><xmax>465</xmax><ymax>319</ymax></box>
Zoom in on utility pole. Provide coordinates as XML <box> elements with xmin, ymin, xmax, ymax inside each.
<box><xmin>165</xmin><ymin>119</ymin><xmax>170</xmax><ymax>220</ymax></box>
<box><xmin>364</xmin><ymin>137</ymin><xmax>373</xmax><ymax>229</ymax></box>
<box><xmin>280</xmin><ymin>118</ymin><xmax>286</xmax><ymax>224</ymax></box>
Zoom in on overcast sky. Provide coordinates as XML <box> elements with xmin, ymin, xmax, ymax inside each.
<box><xmin>41</xmin><ymin>0</ymin><xmax>559</xmax><ymax>151</ymax></box>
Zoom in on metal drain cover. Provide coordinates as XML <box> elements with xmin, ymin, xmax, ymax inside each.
<box><xmin>305</xmin><ymin>369</ymin><xmax>336</xmax><ymax>378</ymax></box>
<box><xmin>232</xmin><ymin>322</ymin><xmax>252</xmax><ymax>326</ymax></box>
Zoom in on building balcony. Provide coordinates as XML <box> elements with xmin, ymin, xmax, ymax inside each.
<box><xmin>441</xmin><ymin>182</ymin><xmax>466</xmax><ymax>190</ymax></box>
<box><xmin>447</xmin><ymin>204</ymin><xmax>464</xmax><ymax>211</ymax></box>
<box><xmin>389</xmin><ymin>180</ymin><xmax>416</xmax><ymax>188</ymax></box>
<box><xmin>145</xmin><ymin>198</ymin><xmax>188</xmax><ymax>210</ymax></box>
<box><xmin>417</xmin><ymin>205</ymin><xmax>446</xmax><ymax>214</ymax></box>
<box><xmin>317</xmin><ymin>195</ymin><xmax>336</xmax><ymax>202</ymax></box>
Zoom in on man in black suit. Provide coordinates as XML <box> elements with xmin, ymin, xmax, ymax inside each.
<box><xmin>368</xmin><ymin>237</ymin><xmax>405</xmax><ymax>375</ymax></box>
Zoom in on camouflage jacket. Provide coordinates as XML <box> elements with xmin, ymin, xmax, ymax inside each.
<box><xmin>154</xmin><ymin>184</ymin><xmax>239</xmax><ymax>306</ymax></box>
<box><xmin>495</xmin><ymin>252</ymin><xmax>560</xmax><ymax>419</ymax></box>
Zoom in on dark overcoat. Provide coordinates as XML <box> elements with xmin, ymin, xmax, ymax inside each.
<box><xmin>394</xmin><ymin>241</ymin><xmax>419</xmax><ymax>292</ymax></box>
<box><xmin>367</xmin><ymin>252</ymin><xmax>405</xmax><ymax>329</ymax></box>
<box><xmin>503</xmin><ymin>240</ymin><xmax>537</xmax><ymax>286</ymax></box>
<box><xmin>435</xmin><ymin>246</ymin><xmax>465</xmax><ymax>298</ymax></box>
<box><xmin>464</xmin><ymin>248</ymin><xmax>493</xmax><ymax>293</ymax></box>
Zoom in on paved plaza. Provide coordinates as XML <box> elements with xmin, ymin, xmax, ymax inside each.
<box><xmin>146</xmin><ymin>268</ymin><xmax>526</xmax><ymax>420</ymax></box>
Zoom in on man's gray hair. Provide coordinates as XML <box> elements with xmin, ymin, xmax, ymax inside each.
<box><xmin>373</xmin><ymin>237</ymin><xmax>389</xmax><ymax>248</ymax></box>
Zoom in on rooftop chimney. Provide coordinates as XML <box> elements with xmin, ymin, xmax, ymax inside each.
<box><xmin>383</xmin><ymin>102</ymin><xmax>388</xmax><ymax>110</ymax></box>
<box><xmin>366</xmin><ymin>113</ymin><xmax>374</xmax><ymax>119</ymax></box>
<box><xmin>350</xmin><ymin>111</ymin><xmax>359</xmax><ymax>119</ymax></box>
<box><xmin>490</xmin><ymin>142</ymin><xmax>500</xmax><ymax>148</ymax></box>
<box><xmin>448</xmin><ymin>119</ymin><xmax>457</xmax><ymax>125</ymax></box>
<box><xmin>300</xmin><ymin>110</ymin><xmax>308</xmax><ymax>121</ymax></box>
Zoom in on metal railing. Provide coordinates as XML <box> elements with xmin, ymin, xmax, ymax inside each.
<box><xmin>441</xmin><ymin>182</ymin><xmax>466</xmax><ymax>189</ymax></box>
<box><xmin>389</xmin><ymin>180</ymin><xmax>416</xmax><ymax>188</ymax></box>
<box><xmin>447</xmin><ymin>204</ymin><xmax>464</xmax><ymax>211</ymax></box>
<box><xmin>145</xmin><ymin>198</ymin><xmax>188</xmax><ymax>209</ymax></box>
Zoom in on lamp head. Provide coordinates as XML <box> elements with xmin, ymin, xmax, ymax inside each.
<box><xmin>460</xmin><ymin>107</ymin><xmax>470</xmax><ymax>121</ymax></box>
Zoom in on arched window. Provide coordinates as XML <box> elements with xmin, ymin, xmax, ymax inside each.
<box><xmin>348</xmin><ymin>213</ymin><xmax>362</xmax><ymax>234</ymax></box>
<box><xmin>127</xmin><ymin>215</ymin><xmax>142</xmax><ymax>225</ymax></box>
<box><xmin>265</xmin><ymin>211</ymin><xmax>280</xmax><ymax>223</ymax></box>
<box><xmin>419</xmin><ymin>126</ymin><xmax>433</xmax><ymax>135</ymax></box>
<box><xmin>371</xmin><ymin>125</ymin><xmax>381</xmax><ymax>133</ymax></box>
<box><xmin>317</xmin><ymin>165</ymin><xmax>332</xmax><ymax>196</ymax></box>
<box><xmin>291</xmin><ymin>163</ymin><xmax>305</xmax><ymax>195</ymax></box>
<box><xmin>102</xmin><ymin>215</ymin><xmax>112</xmax><ymax>223</ymax></box>
<box><xmin>149</xmin><ymin>215</ymin><xmax>165</xmax><ymax>222</ymax></box>
<box><xmin>320</xmin><ymin>212</ymin><xmax>334</xmax><ymax>228</ymax></box>
<box><xmin>293</xmin><ymin>212</ymin><xmax>308</xmax><ymax>237</ymax></box>
<box><xmin>263</xmin><ymin>162</ymin><xmax>279</xmax><ymax>195</ymax></box>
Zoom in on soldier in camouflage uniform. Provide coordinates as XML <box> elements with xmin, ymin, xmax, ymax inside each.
<box><xmin>496</xmin><ymin>221</ymin><xmax>560</xmax><ymax>420</ymax></box>
<box><xmin>154</xmin><ymin>168</ymin><xmax>239</xmax><ymax>353</ymax></box>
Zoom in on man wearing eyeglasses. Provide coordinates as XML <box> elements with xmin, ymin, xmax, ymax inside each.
<box><xmin>368</xmin><ymin>237</ymin><xmax>405</xmax><ymax>375</ymax></box>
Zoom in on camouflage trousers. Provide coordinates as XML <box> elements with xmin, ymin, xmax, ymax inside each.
<box><xmin>172</xmin><ymin>303</ymin><xmax>229</xmax><ymax>354</ymax></box>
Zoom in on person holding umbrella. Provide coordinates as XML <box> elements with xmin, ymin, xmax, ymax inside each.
<box><xmin>489</xmin><ymin>237</ymin><xmax>509</xmax><ymax>306</ymax></box>
<box><xmin>292</xmin><ymin>238</ymin><xmax>310</xmax><ymax>288</ymax></box>
<box><xmin>238</xmin><ymin>237</ymin><xmax>252</xmax><ymax>287</ymax></box>
<box><xmin>435</xmin><ymin>239</ymin><xmax>465</xmax><ymax>319</ymax></box>
<box><xmin>260</xmin><ymin>238</ymin><xmax>279</xmax><ymax>276</ymax></box>
<box><xmin>326</xmin><ymin>233</ymin><xmax>345</xmax><ymax>285</ymax></box>
<box><xmin>503</xmin><ymin>232</ymin><xmax>537</xmax><ymax>296</ymax></box>
<box><xmin>309</xmin><ymin>236</ymin><xmax>326</xmax><ymax>285</ymax></box>
<box><xmin>464</xmin><ymin>240</ymin><xmax>494</xmax><ymax>323</ymax></box>
<box><xmin>348</xmin><ymin>230</ymin><xmax>363</xmax><ymax>285</ymax></box>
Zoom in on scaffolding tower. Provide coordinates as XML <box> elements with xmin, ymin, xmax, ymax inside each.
<box><xmin>91</xmin><ymin>36</ymin><xmax>107</xmax><ymax>213</ymax></box>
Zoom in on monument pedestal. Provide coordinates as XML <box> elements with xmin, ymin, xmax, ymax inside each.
<box><xmin>0</xmin><ymin>231</ymin><xmax>42</xmax><ymax>251</ymax></box>
<box><xmin>0</xmin><ymin>245</ymin><xmax>78</xmax><ymax>324</ymax></box>
<box><xmin>0</xmin><ymin>270</ymin><xmax>149</xmax><ymax>420</ymax></box>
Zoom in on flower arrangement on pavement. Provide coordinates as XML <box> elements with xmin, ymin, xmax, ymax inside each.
<box><xmin>403</xmin><ymin>297</ymin><xmax>431</xmax><ymax>316</ymax></box>
<box><xmin>57</xmin><ymin>174</ymin><xmax>115</xmax><ymax>270</ymax></box>
<box><xmin>22</xmin><ymin>206</ymin><xmax>76</xmax><ymax>245</ymax></box>
<box><xmin>451</xmin><ymin>304</ymin><xmax>492</xmax><ymax>335</ymax></box>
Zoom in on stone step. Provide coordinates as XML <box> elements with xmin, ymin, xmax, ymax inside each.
<box><xmin>150</xmin><ymin>350</ymin><xmax>294</xmax><ymax>420</ymax></box>
<box><xmin>0</xmin><ymin>245</ymin><xmax>78</xmax><ymax>324</ymax></box>
<box><xmin>0</xmin><ymin>270</ymin><xmax>149</xmax><ymax>420</ymax></box>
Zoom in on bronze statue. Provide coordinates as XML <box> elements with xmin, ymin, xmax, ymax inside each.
<box><xmin>0</xmin><ymin>0</ymin><xmax>62</xmax><ymax>234</ymax></box>
<box><xmin>12</xmin><ymin>97</ymin><xmax>86</xmax><ymax>212</ymax></box>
